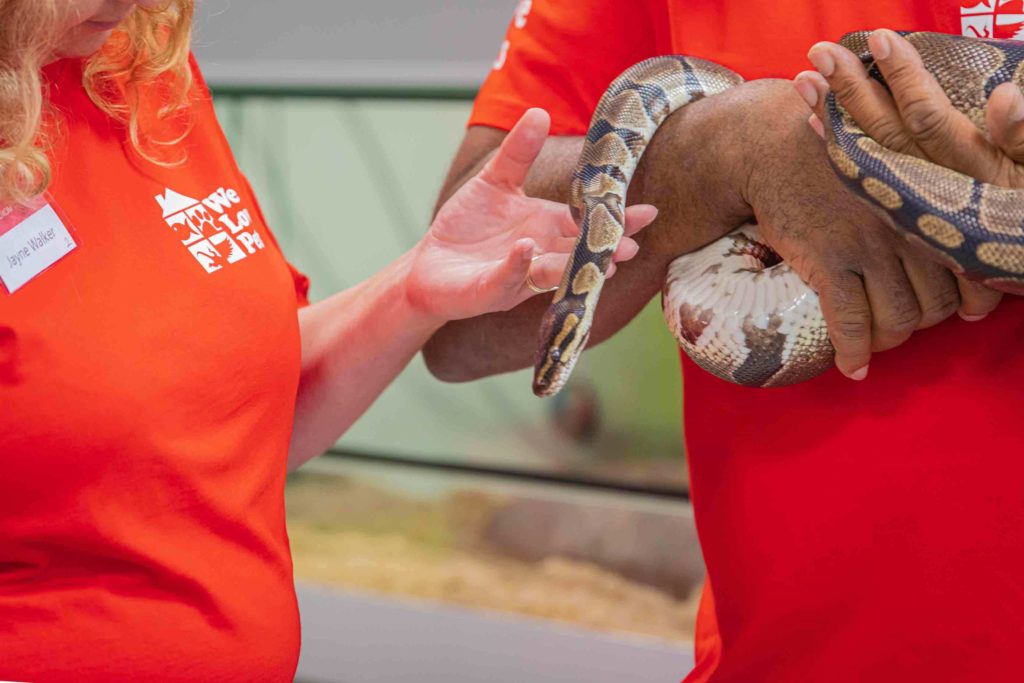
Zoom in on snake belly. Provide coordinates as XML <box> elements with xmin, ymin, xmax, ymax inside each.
<box><xmin>824</xmin><ymin>31</ymin><xmax>1024</xmax><ymax>296</ymax></box>
<box><xmin>532</xmin><ymin>56</ymin><xmax>834</xmax><ymax>397</ymax></box>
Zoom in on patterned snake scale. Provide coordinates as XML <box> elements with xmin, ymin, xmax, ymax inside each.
<box><xmin>533</xmin><ymin>31</ymin><xmax>1024</xmax><ymax>397</ymax></box>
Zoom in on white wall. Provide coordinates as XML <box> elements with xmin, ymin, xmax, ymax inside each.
<box><xmin>192</xmin><ymin>0</ymin><xmax>518</xmax><ymax>89</ymax></box>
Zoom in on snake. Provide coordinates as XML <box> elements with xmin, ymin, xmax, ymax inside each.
<box><xmin>532</xmin><ymin>30</ymin><xmax>1024</xmax><ymax>398</ymax></box>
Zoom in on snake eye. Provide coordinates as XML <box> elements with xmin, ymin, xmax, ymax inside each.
<box><xmin>551</xmin><ymin>349</ymin><xmax>561</xmax><ymax>362</ymax></box>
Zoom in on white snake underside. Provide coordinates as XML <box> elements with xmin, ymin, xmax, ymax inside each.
<box><xmin>663</xmin><ymin>225</ymin><xmax>832</xmax><ymax>387</ymax></box>
<box><xmin>532</xmin><ymin>31</ymin><xmax>1024</xmax><ymax>397</ymax></box>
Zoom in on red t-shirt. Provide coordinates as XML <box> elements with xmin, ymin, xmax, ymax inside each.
<box><xmin>473</xmin><ymin>2</ymin><xmax>1024</xmax><ymax>681</ymax></box>
<box><xmin>0</xmin><ymin>56</ymin><xmax>308</xmax><ymax>681</ymax></box>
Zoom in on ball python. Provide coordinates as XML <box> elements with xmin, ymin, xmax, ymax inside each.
<box><xmin>532</xmin><ymin>30</ymin><xmax>1024</xmax><ymax>398</ymax></box>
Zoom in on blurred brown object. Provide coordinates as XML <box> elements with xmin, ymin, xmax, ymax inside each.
<box><xmin>286</xmin><ymin>473</ymin><xmax>702</xmax><ymax>641</ymax></box>
<box><xmin>482</xmin><ymin>497</ymin><xmax>704</xmax><ymax>599</ymax></box>
<box><xmin>549</xmin><ymin>381</ymin><xmax>601</xmax><ymax>443</ymax></box>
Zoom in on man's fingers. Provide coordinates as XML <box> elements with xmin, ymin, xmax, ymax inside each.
<box><xmin>478</xmin><ymin>108</ymin><xmax>551</xmax><ymax>189</ymax></box>
<box><xmin>807</xmin><ymin>42</ymin><xmax>922</xmax><ymax>156</ymax></box>
<box><xmin>956</xmin><ymin>276</ymin><xmax>1003</xmax><ymax>321</ymax></box>
<box><xmin>808</xmin><ymin>113</ymin><xmax>826</xmax><ymax>139</ymax></box>
<box><xmin>816</xmin><ymin>271</ymin><xmax>872</xmax><ymax>380</ymax></box>
<box><xmin>868</xmin><ymin>29</ymin><xmax>999</xmax><ymax>178</ymax></box>
<box><xmin>986</xmin><ymin>82</ymin><xmax>1024</xmax><ymax>168</ymax></box>
<box><xmin>793</xmin><ymin>70</ymin><xmax>829</xmax><ymax>127</ymax></box>
<box><xmin>900</xmin><ymin>258</ymin><xmax>960</xmax><ymax>329</ymax></box>
<box><xmin>862</xmin><ymin>258</ymin><xmax>921</xmax><ymax>352</ymax></box>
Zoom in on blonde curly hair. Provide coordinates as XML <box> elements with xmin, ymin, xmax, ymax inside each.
<box><xmin>0</xmin><ymin>0</ymin><xmax>194</xmax><ymax>205</ymax></box>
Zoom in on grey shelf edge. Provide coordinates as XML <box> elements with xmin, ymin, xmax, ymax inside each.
<box><xmin>295</xmin><ymin>583</ymin><xmax>696</xmax><ymax>683</ymax></box>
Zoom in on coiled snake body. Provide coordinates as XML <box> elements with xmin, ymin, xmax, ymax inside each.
<box><xmin>533</xmin><ymin>31</ymin><xmax>1024</xmax><ymax>397</ymax></box>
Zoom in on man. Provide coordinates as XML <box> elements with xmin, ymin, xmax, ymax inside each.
<box><xmin>425</xmin><ymin>2</ymin><xmax>1024</xmax><ymax>681</ymax></box>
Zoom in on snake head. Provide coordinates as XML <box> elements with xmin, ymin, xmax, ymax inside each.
<box><xmin>532</xmin><ymin>302</ymin><xmax>589</xmax><ymax>397</ymax></box>
<box><xmin>532</xmin><ymin>342</ymin><xmax>582</xmax><ymax>398</ymax></box>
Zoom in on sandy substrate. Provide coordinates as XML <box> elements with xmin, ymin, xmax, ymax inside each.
<box><xmin>286</xmin><ymin>475</ymin><xmax>700</xmax><ymax>643</ymax></box>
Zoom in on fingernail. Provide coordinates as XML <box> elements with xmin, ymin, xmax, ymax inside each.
<box><xmin>871</xmin><ymin>30</ymin><xmax>893</xmax><ymax>60</ymax></box>
<box><xmin>1008</xmin><ymin>85</ymin><xmax>1024</xmax><ymax>123</ymax></box>
<box><xmin>808</xmin><ymin>45</ymin><xmax>835</xmax><ymax>77</ymax></box>
<box><xmin>518</xmin><ymin>238</ymin><xmax>535</xmax><ymax>259</ymax></box>
<box><xmin>847</xmin><ymin>365</ymin><xmax>869</xmax><ymax>381</ymax></box>
<box><xmin>808</xmin><ymin>113</ymin><xmax>825</xmax><ymax>139</ymax></box>
<box><xmin>959</xmin><ymin>311</ymin><xmax>987</xmax><ymax>322</ymax></box>
<box><xmin>794</xmin><ymin>75</ymin><xmax>818</xmax><ymax>108</ymax></box>
<box><xmin>622</xmin><ymin>240</ymin><xmax>639</xmax><ymax>258</ymax></box>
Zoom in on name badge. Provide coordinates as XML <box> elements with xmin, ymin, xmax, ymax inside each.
<box><xmin>0</xmin><ymin>199</ymin><xmax>78</xmax><ymax>294</ymax></box>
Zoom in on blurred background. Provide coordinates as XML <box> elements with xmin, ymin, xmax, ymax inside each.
<box><xmin>193</xmin><ymin>2</ymin><xmax>703</xmax><ymax>681</ymax></box>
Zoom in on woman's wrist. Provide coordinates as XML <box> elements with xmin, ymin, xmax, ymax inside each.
<box><xmin>394</xmin><ymin>245</ymin><xmax>450</xmax><ymax>334</ymax></box>
<box><xmin>307</xmin><ymin>248</ymin><xmax>445</xmax><ymax>354</ymax></box>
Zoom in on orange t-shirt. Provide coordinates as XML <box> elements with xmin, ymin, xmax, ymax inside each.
<box><xmin>473</xmin><ymin>2</ymin><xmax>1024</xmax><ymax>682</ymax></box>
<box><xmin>0</xmin><ymin>57</ymin><xmax>308</xmax><ymax>681</ymax></box>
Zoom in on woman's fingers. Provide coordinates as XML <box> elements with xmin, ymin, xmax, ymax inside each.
<box><xmin>527</xmin><ymin>201</ymin><xmax>654</xmax><ymax>255</ymax></box>
<box><xmin>520</xmin><ymin>251</ymin><xmax>564</xmax><ymax>294</ymax></box>
<box><xmin>551</xmin><ymin>203</ymin><xmax>652</xmax><ymax>266</ymax></box>
<box><xmin>613</xmin><ymin>237</ymin><xmax>640</xmax><ymax>261</ymax></box>
<box><xmin>624</xmin><ymin>204</ymin><xmax>659</xmax><ymax>236</ymax></box>
<box><xmin>521</xmin><ymin>236</ymin><xmax>639</xmax><ymax>299</ymax></box>
<box><xmin>502</xmin><ymin>238</ymin><xmax>537</xmax><ymax>291</ymax></box>
<box><xmin>478</xmin><ymin>108</ymin><xmax>551</xmax><ymax>189</ymax></box>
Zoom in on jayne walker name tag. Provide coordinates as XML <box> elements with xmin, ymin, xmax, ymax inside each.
<box><xmin>0</xmin><ymin>202</ymin><xmax>77</xmax><ymax>294</ymax></box>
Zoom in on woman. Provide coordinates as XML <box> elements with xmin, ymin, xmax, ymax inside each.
<box><xmin>0</xmin><ymin>1</ymin><xmax>656</xmax><ymax>680</ymax></box>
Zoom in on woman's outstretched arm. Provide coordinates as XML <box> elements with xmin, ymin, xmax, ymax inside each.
<box><xmin>287</xmin><ymin>109</ymin><xmax>656</xmax><ymax>469</ymax></box>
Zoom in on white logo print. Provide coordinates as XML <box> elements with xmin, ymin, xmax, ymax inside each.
<box><xmin>961</xmin><ymin>1</ymin><xmax>1024</xmax><ymax>39</ymax></box>
<box><xmin>493</xmin><ymin>0</ymin><xmax>533</xmax><ymax>71</ymax></box>
<box><xmin>155</xmin><ymin>186</ymin><xmax>266</xmax><ymax>274</ymax></box>
<box><xmin>513</xmin><ymin>0</ymin><xmax>532</xmax><ymax>29</ymax></box>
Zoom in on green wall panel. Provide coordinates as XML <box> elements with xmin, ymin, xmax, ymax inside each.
<box><xmin>215</xmin><ymin>95</ymin><xmax>686</xmax><ymax>487</ymax></box>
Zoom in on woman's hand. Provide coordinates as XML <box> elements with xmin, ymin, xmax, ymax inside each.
<box><xmin>405</xmin><ymin>108</ymin><xmax>658</xmax><ymax>323</ymax></box>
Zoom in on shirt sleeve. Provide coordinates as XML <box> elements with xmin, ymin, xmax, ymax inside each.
<box><xmin>469</xmin><ymin>0</ymin><xmax>670</xmax><ymax>135</ymax></box>
<box><xmin>240</xmin><ymin>175</ymin><xmax>312</xmax><ymax>308</ymax></box>
<box><xmin>187</xmin><ymin>54</ymin><xmax>312</xmax><ymax>308</ymax></box>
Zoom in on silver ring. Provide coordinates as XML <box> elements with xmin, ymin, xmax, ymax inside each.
<box><xmin>526</xmin><ymin>256</ymin><xmax>558</xmax><ymax>294</ymax></box>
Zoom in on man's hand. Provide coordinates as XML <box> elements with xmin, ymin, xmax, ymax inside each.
<box><xmin>794</xmin><ymin>29</ymin><xmax>1013</xmax><ymax>325</ymax></box>
<box><xmin>426</xmin><ymin>71</ymin><xmax>992</xmax><ymax>382</ymax></box>
<box><xmin>670</xmin><ymin>79</ymin><xmax>990</xmax><ymax>380</ymax></box>
<box><xmin>801</xmin><ymin>29</ymin><xmax>1024</xmax><ymax>187</ymax></box>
